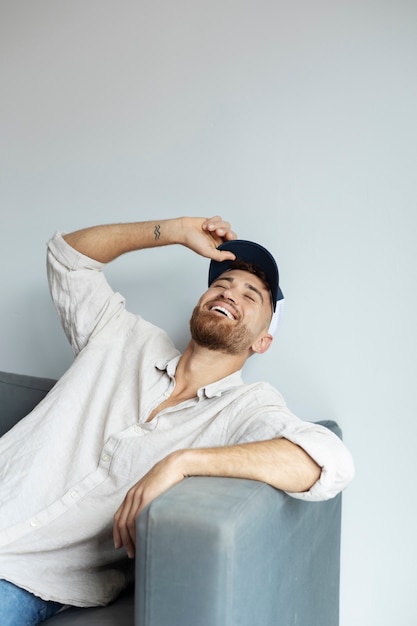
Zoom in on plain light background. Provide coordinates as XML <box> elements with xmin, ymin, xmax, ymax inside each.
<box><xmin>1</xmin><ymin>1</ymin><xmax>416</xmax><ymax>624</ymax></box>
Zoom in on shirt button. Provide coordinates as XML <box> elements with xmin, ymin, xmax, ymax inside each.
<box><xmin>30</xmin><ymin>519</ymin><xmax>38</xmax><ymax>527</ymax></box>
<box><xmin>70</xmin><ymin>490</ymin><xmax>79</xmax><ymax>499</ymax></box>
<box><xmin>134</xmin><ymin>424</ymin><xmax>141</xmax><ymax>433</ymax></box>
<box><xmin>102</xmin><ymin>453</ymin><xmax>110</xmax><ymax>462</ymax></box>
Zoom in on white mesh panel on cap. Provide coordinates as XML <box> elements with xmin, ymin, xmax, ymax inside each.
<box><xmin>268</xmin><ymin>299</ymin><xmax>285</xmax><ymax>336</ymax></box>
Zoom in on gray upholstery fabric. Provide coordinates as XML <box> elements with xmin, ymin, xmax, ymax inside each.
<box><xmin>0</xmin><ymin>371</ymin><xmax>56</xmax><ymax>436</ymax></box>
<box><xmin>137</xmin><ymin>476</ymin><xmax>341</xmax><ymax>626</ymax></box>
<box><xmin>47</xmin><ymin>587</ymin><xmax>134</xmax><ymax>625</ymax></box>
<box><xmin>0</xmin><ymin>371</ymin><xmax>342</xmax><ymax>625</ymax></box>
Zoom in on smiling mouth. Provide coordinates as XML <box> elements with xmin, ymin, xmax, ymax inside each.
<box><xmin>209</xmin><ymin>305</ymin><xmax>236</xmax><ymax>320</ymax></box>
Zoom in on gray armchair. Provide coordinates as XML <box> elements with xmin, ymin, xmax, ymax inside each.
<box><xmin>0</xmin><ymin>371</ymin><xmax>342</xmax><ymax>626</ymax></box>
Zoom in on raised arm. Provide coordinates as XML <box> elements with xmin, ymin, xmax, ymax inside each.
<box><xmin>63</xmin><ymin>216</ymin><xmax>237</xmax><ymax>263</ymax></box>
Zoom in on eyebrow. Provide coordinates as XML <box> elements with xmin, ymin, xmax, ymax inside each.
<box><xmin>214</xmin><ymin>275</ymin><xmax>265</xmax><ymax>303</ymax></box>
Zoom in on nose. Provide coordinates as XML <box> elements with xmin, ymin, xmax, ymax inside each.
<box><xmin>220</xmin><ymin>286</ymin><xmax>237</xmax><ymax>303</ymax></box>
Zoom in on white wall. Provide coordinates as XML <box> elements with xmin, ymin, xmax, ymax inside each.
<box><xmin>1</xmin><ymin>1</ymin><xmax>416</xmax><ymax>624</ymax></box>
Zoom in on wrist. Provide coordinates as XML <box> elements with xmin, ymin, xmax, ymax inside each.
<box><xmin>168</xmin><ymin>448</ymin><xmax>203</xmax><ymax>478</ymax></box>
<box><xmin>174</xmin><ymin>216</ymin><xmax>198</xmax><ymax>247</ymax></box>
<box><xmin>170</xmin><ymin>216</ymin><xmax>189</xmax><ymax>246</ymax></box>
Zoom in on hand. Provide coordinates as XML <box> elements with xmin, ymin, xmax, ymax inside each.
<box><xmin>180</xmin><ymin>215</ymin><xmax>237</xmax><ymax>261</ymax></box>
<box><xmin>113</xmin><ymin>452</ymin><xmax>187</xmax><ymax>559</ymax></box>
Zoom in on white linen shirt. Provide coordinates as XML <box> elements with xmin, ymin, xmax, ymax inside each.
<box><xmin>0</xmin><ymin>233</ymin><xmax>354</xmax><ymax>607</ymax></box>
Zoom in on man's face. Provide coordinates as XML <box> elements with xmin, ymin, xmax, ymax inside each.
<box><xmin>189</xmin><ymin>269</ymin><xmax>273</xmax><ymax>356</ymax></box>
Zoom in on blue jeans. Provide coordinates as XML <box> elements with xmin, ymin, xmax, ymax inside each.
<box><xmin>0</xmin><ymin>579</ymin><xmax>63</xmax><ymax>625</ymax></box>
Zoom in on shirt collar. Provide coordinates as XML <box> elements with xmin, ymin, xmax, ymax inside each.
<box><xmin>155</xmin><ymin>354</ymin><xmax>181</xmax><ymax>378</ymax></box>
<box><xmin>155</xmin><ymin>355</ymin><xmax>244</xmax><ymax>398</ymax></box>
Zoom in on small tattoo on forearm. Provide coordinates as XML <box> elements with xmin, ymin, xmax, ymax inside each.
<box><xmin>154</xmin><ymin>224</ymin><xmax>161</xmax><ymax>240</ymax></box>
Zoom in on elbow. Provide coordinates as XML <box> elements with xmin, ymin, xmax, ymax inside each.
<box><xmin>316</xmin><ymin>449</ymin><xmax>355</xmax><ymax>500</ymax></box>
<box><xmin>289</xmin><ymin>448</ymin><xmax>355</xmax><ymax>502</ymax></box>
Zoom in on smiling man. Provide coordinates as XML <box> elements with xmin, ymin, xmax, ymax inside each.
<box><xmin>191</xmin><ymin>240</ymin><xmax>281</xmax><ymax>356</ymax></box>
<box><xmin>0</xmin><ymin>216</ymin><xmax>354</xmax><ymax>625</ymax></box>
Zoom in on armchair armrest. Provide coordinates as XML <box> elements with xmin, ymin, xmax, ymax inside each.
<box><xmin>136</xmin><ymin>474</ymin><xmax>341</xmax><ymax>626</ymax></box>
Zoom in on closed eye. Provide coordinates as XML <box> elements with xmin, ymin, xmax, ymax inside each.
<box><xmin>211</xmin><ymin>275</ymin><xmax>266</xmax><ymax>306</ymax></box>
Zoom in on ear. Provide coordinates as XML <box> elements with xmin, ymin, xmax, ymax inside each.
<box><xmin>251</xmin><ymin>333</ymin><xmax>273</xmax><ymax>355</ymax></box>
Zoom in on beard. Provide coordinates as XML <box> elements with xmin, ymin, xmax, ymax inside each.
<box><xmin>189</xmin><ymin>306</ymin><xmax>255</xmax><ymax>355</ymax></box>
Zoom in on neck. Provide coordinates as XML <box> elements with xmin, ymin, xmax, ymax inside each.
<box><xmin>173</xmin><ymin>340</ymin><xmax>247</xmax><ymax>397</ymax></box>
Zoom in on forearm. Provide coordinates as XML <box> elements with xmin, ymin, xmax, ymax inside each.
<box><xmin>63</xmin><ymin>218</ymin><xmax>183</xmax><ymax>263</ymax></box>
<box><xmin>174</xmin><ymin>438</ymin><xmax>322</xmax><ymax>494</ymax></box>
<box><xmin>63</xmin><ymin>215</ymin><xmax>237</xmax><ymax>264</ymax></box>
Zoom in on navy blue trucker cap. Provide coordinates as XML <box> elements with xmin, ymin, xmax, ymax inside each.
<box><xmin>208</xmin><ymin>240</ymin><xmax>284</xmax><ymax>311</ymax></box>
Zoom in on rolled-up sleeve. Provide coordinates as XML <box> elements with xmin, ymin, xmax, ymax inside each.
<box><xmin>225</xmin><ymin>386</ymin><xmax>354</xmax><ymax>502</ymax></box>
<box><xmin>47</xmin><ymin>232</ymin><xmax>127</xmax><ymax>355</ymax></box>
<box><xmin>279</xmin><ymin>419</ymin><xmax>355</xmax><ymax>501</ymax></box>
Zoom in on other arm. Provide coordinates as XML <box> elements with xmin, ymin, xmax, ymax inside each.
<box><xmin>113</xmin><ymin>438</ymin><xmax>324</xmax><ymax>559</ymax></box>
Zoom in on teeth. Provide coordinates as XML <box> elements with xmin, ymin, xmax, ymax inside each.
<box><xmin>210</xmin><ymin>306</ymin><xmax>235</xmax><ymax>320</ymax></box>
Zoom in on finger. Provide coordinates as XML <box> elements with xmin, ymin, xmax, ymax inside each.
<box><xmin>224</xmin><ymin>228</ymin><xmax>237</xmax><ymax>241</ymax></box>
<box><xmin>213</xmin><ymin>227</ymin><xmax>237</xmax><ymax>240</ymax></box>
<box><xmin>203</xmin><ymin>217</ymin><xmax>236</xmax><ymax>239</ymax></box>
<box><xmin>113</xmin><ymin>496</ymin><xmax>127</xmax><ymax>549</ymax></box>
<box><xmin>202</xmin><ymin>215</ymin><xmax>223</xmax><ymax>231</ymax></box>
<box><xmin>119</xmin><ymin>516</ymin><xmax>136</xmax><ymax>560</ymax></box>
<box><xmin>113</xmin><ymin>511</ymin><xmax>122</xmax><ymax>550</ymax></box>
<box><xmin>215</xmin><ymin>249</ymin><xmax>236</xmax><ymax>262</ymax></box>
<box><xmin>124</xmin><ymin>516</ymin><xmax>137</xmax><ymax>559</ymax></box>
<box><xmin>113</xmin><ymin>495</ymin><xmax>137</xmax><ymax>559</ymax></box>
<box><xmin>113</xmin><ymin>502</ymin><xmax>127</xmax><ymax>551</ymax></box>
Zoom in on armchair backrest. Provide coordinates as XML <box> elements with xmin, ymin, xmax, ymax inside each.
<box><xmin>0</xmin><ymin>371</ymin><xmax>56</xmax><ymax>437</ymax></box>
